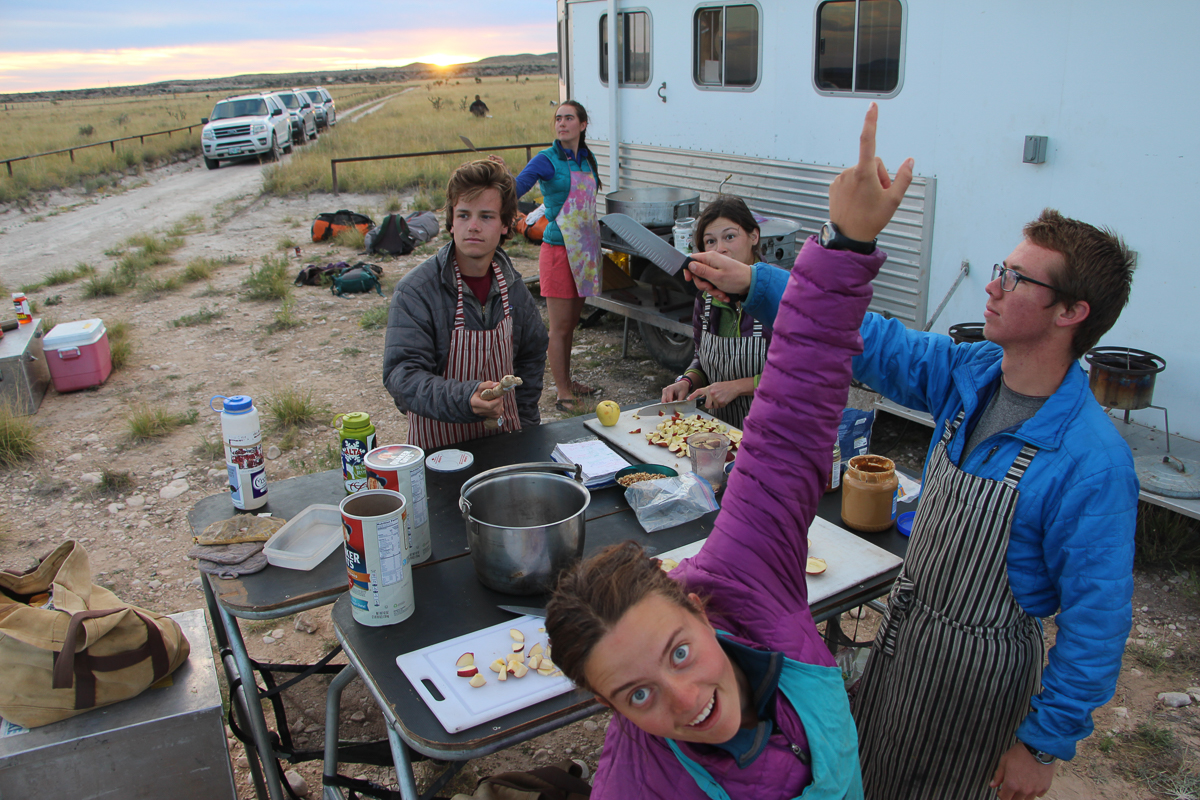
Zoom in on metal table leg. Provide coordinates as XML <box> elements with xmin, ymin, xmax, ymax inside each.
<box><xmin>621</xmin><ymin>317</ymin><xmax>630</xmax><ymax>358</ymax></box>
<box><xmin>323</xmin><ymin>665</ymin><xmax>359</xmax><ymax>800</ymax></box>
<box><xmin>204</xmin><ymin>577</ymin><xmax>270</xmax><ymax>800</ymax></box>
<box><xmin>217</xmin><ymin>600</ymin><xmax>288</xmax><ymax>800</ymax></box>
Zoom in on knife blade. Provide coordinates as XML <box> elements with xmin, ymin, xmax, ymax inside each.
<box><xmin>498</xmin><ymin>604</ymin><xmax>546</xmax><ymax>618</ymax></box>
<box><xmin>459</xmin><ymin>134</ymin><xmax>478</xmax><ymax>152</ymax></box>
<box><xmin>602</xmin><ymin>213</ymin><xmax>693</xmax><ymax>276</ymax></box>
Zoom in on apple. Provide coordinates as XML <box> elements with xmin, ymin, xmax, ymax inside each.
<box><xmin>528</xmin><ymin>643</ymin><xmax>544</xmax><ymax>658</ymax></box>
<box><xmin>510</xmin><ymin>629</ymin><xmax>525</xmax><ymax>643</ymax></box>
<box><xmin>455</xmin><ymin>653</ymin><xmax>477</xmax><ymax>677</ymax></box>
<box><xmin>806</xmin><ymin>557</ymin><xmax>827</xmax><ymax>575</ymax></box>
<box><xmin>497</xmin><ymin>667</ymin><xmax>508</xmax><ymax>682</ymax></box>
<box><xmin>469</xmin><ymin>674</ymin><xmax>487</xmax><ymax>688</ymax></box>
<box><xmin>511</xmin><ymin>662</ymin><xmax>529</xmax><ymax>678</ymax></box>
<box><xmin>528</xmin><ymin>654</ymin><xmax>542</xmax><ymax>670</ymax></box>
<box><xmin>596</xmin><ymin>400</ymin><xmax>621</xmax><ymax>427</ymax></box>
<box><xmin>490</xmin><ymin>658</ymin><xmax>507</xmax><ymax>673</ymax></box>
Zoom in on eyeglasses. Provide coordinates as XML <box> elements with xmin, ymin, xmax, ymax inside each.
<box><xmin>991</xmin><ymin>264</ymin><xmax>1064</xmax><ymax>294</ymax></box>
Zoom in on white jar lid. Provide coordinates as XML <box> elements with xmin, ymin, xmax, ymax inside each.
<box><xmin>425</xmin><ymin>449</ymin><xmax>474</xmax><ymax>472</ymax></box>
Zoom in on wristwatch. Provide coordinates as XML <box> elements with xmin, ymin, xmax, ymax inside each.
<box><xmin>819</xmin><ymin>221</ymin><xmax>877</xmax><ymax>255</ymax></box>
<box><xmin>675</xmin><ymin>374</ymin><xmax>695</xmax><ymax>389</ymax></box>
<box><xmin>1021</xmin><ymin>742</ymin><xmax>1057</xmax><ymax>765</ymax></box>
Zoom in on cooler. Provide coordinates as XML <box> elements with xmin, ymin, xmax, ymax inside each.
<box><xmin>0</xmin><ymin>318</ymin><xmax>50</xmax><ymax>415</ymax></box>
<box><xmin>42</xmin><ymin>319</ymin><xmax>112</xmax><ymax>392</ymax></box>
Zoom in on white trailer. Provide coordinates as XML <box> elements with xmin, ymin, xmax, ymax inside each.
<box><xmin>556</xmin><ymin>0</ymin><xmax>1199</xmax><ymax>445</ymax></box>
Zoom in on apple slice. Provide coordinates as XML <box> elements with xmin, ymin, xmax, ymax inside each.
<box><xmin>512</xmin><ymin>642</ymin><xmax>525</xmax><ymax>653</ymax></box>
<box><xmin>455</xmin><ymin>653</ymin><xmax>478</xmax><ymax>677</ymax></box>
<box><xmin>497</xmin><ymin>667</ymin><xmax>508</xmax><ymax>682</ymax></box>
<box><xmin>528</xmin><ymin>642</ymin><xmax>544</xmax><ymax>658</ymax></box>
<box><xmin>528</xmin><ymin>654</ymin><xmax>542</xmax><ymax>670</ymax></box>
<box><xmin>511</xmin><ymin>662</ymin><xmax>529</xmax><ymax>678</ymax></box>
<box><xmin>490</xmin><ymin>658</ymin><xmax>507</xmax><ymax>673</ymax></box>
<box><xmin>469</xmin><ymin>673</ymin><xmax>487</xmax><ymax>688</ymax></box>
<box><xmin>806</xmin><ymin>557</ymin><xmax>827</xmax><ymax>575</ymax></box>
<box><xmin>510</xmin><ymin>629</ymin><xmax>525</xmax><ymax>643</ymax></box>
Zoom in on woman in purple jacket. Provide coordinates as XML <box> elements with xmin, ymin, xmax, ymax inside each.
<box><xmin>545</xmin><ymin>105</ymin><xmax>913</xmax><ymax>800</ymax></box>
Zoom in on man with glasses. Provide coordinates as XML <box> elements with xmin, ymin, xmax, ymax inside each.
<box><xmin>684</xmin><ymin>128</ymin><xmax>1136</xmax><ymax>798</ymax></box>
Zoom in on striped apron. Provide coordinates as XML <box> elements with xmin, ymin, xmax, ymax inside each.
<box><xmin>696</xmin><ymin>295</ymin><xmax>768</xmax><ymax>429</ymax></box>
<box><xmin>406</xmin><ymin>259</ymin><xmax>521</xmax><ymax>449</ymax></box>
<box><xmin>852</xmin><ymin>410</ymin><xmax>1044</xmax><ymax>800</ymax></box>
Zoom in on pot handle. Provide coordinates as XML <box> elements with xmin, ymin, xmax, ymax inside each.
<box><xmin>459</xmin><ymin>462</ymin><xmax>583</xmax><ymax>519</ymax></box>
<box><xmin>673</xmin><ymin>199</ymin><xmax>695</xmax><ymax>215</ymax></box>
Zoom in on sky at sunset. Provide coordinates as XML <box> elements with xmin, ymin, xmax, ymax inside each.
<box><xmin>0</xmin><ymin>1</ymin><xmax>557</xmax><ymax>93</ymax></box>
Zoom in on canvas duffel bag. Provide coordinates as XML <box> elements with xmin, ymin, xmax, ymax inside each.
<box><xmin>312</xmin><ymin>209</ymin><xmax>375</xmax><ymax>243</ymax></box>
<box><xmin>0</xmin><ymin>540</ymin><xmax>190</xmax><ymax>728</ymax></box>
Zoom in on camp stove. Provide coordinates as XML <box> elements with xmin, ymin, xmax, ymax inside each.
<box><xmin>1085</xmin><ymin>346</ymin><xmax>1200</xmax><ymax>498</ymax></box>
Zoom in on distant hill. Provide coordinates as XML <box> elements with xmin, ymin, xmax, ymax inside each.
<box><xmin>0</xmin><ymin>53</ymin><xmax>558</xmax><ymax>104</ymax></box>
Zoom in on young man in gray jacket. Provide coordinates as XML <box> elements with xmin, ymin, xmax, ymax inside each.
<box><xmin>383</xmin><ymin>160</ymin><xmax>548</xmax><ymax>449</ymax></box>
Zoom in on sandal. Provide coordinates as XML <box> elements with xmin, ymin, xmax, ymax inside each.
<box><xmin>555</xmin><ymin>399</ymin><xmax>580</xmax><ymax>413</ymax></box>
<box><xmin>570</xmin><ymin>381</ymin><xmax>603</xmax><ymax>397</ymax></box>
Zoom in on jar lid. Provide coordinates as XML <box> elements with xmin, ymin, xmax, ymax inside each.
<box><xmin>216</xmin><ymin>395</ymin><xmax>253</xmax><ymax>414</ymax></box>
<box><xmin>426</xmin><ymin>449</ymin><xmax>474</xmax><ymax>472</ymax></box>
<box><xmin>337</xmin><ymin>411</ymin><xmax>372</xmax><ymax>431</ymax></box>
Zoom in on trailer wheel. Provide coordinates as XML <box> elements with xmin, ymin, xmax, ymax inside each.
<box><xmin>639</xmin><ymin>321</ymin><xmax>694</xmax><ymax>373</ymax></box>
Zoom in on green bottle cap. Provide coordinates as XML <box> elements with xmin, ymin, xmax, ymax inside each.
<box><xmin>337</xmin><ymin>411</ymin><xmax>372</xmax><ymax>433</ymax></box>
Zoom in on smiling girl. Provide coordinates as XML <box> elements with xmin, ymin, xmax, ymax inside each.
<box><xmin>546</xmin><ymin>105</ymin><xmax>912</xmax><ymax>800</ymax></box>
<box><xmin>661</xmin><ymin>195</ymin><xmax>774</xmax><ymax>429</ymax></box>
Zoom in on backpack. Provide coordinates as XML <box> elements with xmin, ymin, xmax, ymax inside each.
<box><xmin>365</xmin><ymin>214</ymin><xmax>418</xmax><ymax>256</ymax></box>
<box><xmin>294</xmin><ymin>261</ymin><xmax>349</xmax><ymax>286</ymax></box>
<box><xmin>404</xmin><ymin>210</ymin><xmax>441</xmax><ymax>244</ymax></box>
<box><xmin>331</xmin><ymin>263</ymin><xmax>384</xmax><ymax>297</ymax></box>
<box><xmin>312</xmin><ymin>210</ymin><xmax>375</xmax><ymax>243</ymax></box>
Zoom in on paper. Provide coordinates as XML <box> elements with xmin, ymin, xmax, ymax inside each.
<box><xmin>551</xmin><ymin>439</ymin><xmax>629</xmax><ymax>488</ymax></box>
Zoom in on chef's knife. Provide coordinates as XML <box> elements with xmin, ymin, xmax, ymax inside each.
<box><xmin>498</xmin><ymin>604</ymin><xmax>546</xmax><ymax>618</ymax></box>
<box><xmin>601</xmin><ymin>213</ymin><xmax>693</xmax><ymax>277</ymax></box>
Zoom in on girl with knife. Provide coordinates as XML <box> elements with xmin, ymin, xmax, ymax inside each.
<box><xmin>660</xmin><ymin>196</ymin><xmax>774</xmax><ymax>429</ymax></box>
<box><xmin>546</xmin><ymin>105</ymin><xmax>913</xmax><ymax>800</ymax></box>
<box><xmin>494</xmin><ymin>101</ymin><xmax>603</xmax><ymax>412</ymax></box>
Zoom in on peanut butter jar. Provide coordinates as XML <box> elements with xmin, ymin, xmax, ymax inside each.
<box><xmin>840</xmin><ymin>454</ymin><xmax>899</xmax><ymax>533</ymax></box>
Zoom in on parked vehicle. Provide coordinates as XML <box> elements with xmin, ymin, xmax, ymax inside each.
<box><xmin>200</xmin><ymin>93</ymin><xmax>292</xmax><ymax>169</ymax></box>
<box><xmin>298</xmin><ymin>87</ymin><xmax>336</xmax><ymax>130</ymax></box>
<box><xmin>271</xmin><ymin>90</ymin><xmax>318</xmax><ymax>145</ymax></box>
<box><xmin>560</xmin><ymin>0</ymin><xmax>1198</xmax><ymax>439</ymax></box>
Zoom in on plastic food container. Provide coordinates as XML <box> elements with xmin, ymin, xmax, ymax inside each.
<box><xmin>263</xmin><ymin>504</ymin><xmax>343</xmax><ymax>570</ymax></box>
<box><xmin>42</xmin><ymin>319</ymin><xmax>112</xmax><ymax>392</ymax></box>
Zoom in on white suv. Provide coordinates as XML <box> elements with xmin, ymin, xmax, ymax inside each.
<box><xmin>201</xmin><ymin>93</ymin><xmax>293</xmax><ymax>169</ymax></box>
<box><xmin>298</xmin><ymin>87</ymin><xmax>336</xmax><ymax>130</ymax></box>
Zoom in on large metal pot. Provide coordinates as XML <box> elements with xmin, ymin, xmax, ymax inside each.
<box><xmin>1085</xmin><ymin>347</ymin><xmax>1166</xmax><ymax>410</ymax></box>
<box><xmin>605</xmin><ymin>187</ymin><xmax>700</xmax><ymax>228</ymax></box>
<box><xmin>458</xmin><ymin>463</ymin><xmax>589</xmax><ymax>595</ymax></box>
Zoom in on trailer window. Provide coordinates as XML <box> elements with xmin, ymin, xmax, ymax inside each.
<box><xmin>694</xmin><ymin>4</ymin><xmax>760</xmax><ymax>90</ymax></box>
<box><xmin>600</xmin><ymin>11</ymin><xmax>652</xmax><ymax>87</ymax></box>
<box><xmin>814</xmin><ymin>0</ymin><xmax>904</xmax><ymax>97</ymax></box>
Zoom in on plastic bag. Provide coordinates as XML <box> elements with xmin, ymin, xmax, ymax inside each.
<box><xmin>624</xmin><ymin>473</ymin><xmax>719</xmax><ymax>533</ymax></box>
<box><xmin>836</xmin><ymin>645</ymin><xmax>872</xmax><ymax>693</ymax></box>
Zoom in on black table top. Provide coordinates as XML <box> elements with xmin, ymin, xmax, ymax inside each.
<box><xmin>326</xmin><ymin>414</ymin><xmax>912</xmax><ymax>756</ymax></box>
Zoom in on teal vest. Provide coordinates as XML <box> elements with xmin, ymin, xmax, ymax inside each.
<box><xmin>538</xmin><ymin>143</ymin><xmax>594</xmax><ymax>247</ymax></box>
<box><xmin>667</xmin><ymin>634</ymin><xmax>864</xmax><ymax>800</ymax></box>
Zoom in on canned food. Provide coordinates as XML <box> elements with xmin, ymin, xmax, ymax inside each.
<box><xmin>364</xmin><ymin>444</ymin><xmax>431</xmax><ymax>563</ymax></box>
<box><xmin>340</xmin><ymin>489</ymin><xmax>414</xmax><ymax>626</ymax></box>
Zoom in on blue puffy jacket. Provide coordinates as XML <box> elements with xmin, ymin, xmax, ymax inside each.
<box><xmin>746</xmin><ymin>258</ymin><xmax>1137</xmax><ymax>759</ymax></box>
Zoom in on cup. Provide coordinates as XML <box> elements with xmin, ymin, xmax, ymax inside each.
<box><xmin>687</xmin><ymin>432</ymin><xmax>731</xmax><ymax>492</ymax></box>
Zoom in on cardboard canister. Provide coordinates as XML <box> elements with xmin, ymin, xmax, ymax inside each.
<box><xmin>340</xmin><ymin>489</ymin><xmax>414</xmax><ymax>626</ymax></box>
<box><xmin>364</xmin><ymin>444</ymin><xmax>431</xmax><ymax>563</ymax></box>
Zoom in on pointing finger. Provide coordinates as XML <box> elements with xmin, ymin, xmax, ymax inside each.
<box><xmin>858</xmin><ymin>102</ymin><xmax>879</xmax><ymax>169</ymax></box>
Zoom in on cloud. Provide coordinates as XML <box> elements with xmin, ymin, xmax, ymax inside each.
<box><xmin>0</xmin><ymin>25</ymin><xmax>556</xmax><ymax>92</ymax></box>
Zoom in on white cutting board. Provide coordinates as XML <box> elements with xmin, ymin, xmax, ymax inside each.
<box><xmin>584</xmin><ymin>401</ymin><xmax>741</xmax><ymax>474</ymax></box>
<box><xmin>656</xmin><ymin>515</ymin><xmax>902</xmax><ymax>605</ymax></box>
<box><xmin>396</xmin><ymin>616</ymin><xmax>573</xmax><ymax>734</ymax></box>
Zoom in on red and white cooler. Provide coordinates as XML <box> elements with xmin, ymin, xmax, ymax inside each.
<box><xmin>43</xmin><ymin>319</ymin><xmax>113</xmax><ymax>392</ymax></box>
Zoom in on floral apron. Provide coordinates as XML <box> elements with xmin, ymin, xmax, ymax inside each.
<box><xmin>667</xmin><ymin>632</ymin><xmax>864</xmax><ymax>800</ymax></box>
<box><xmin>696</xmin><ymin>295</ymin><xmax>768</xmax><ymax>429</ymax></box>
<box><xmin>554</xmin><ymin>170</ymin><xmax>601</xmax><ymax>297</ymax></box>
<box><xmin>852</xmin><ymin>410</ymin><xmax>1044</xmax><ymax>800</ymax></box>
<box><xmin>406</xmin><ymin>259</ymin><xmax>521</xmax><ymax>449</ymax></box>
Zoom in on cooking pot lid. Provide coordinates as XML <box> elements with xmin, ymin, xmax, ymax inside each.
<box><xmin>426</xmin><ymin>449</ymin><xmax>474</xmax><ymax>472</ymax></box>
<box><xmin>1136</xmin><ymin>455</ymin><xmax>1200</xmax><ymax>499</ymax></box>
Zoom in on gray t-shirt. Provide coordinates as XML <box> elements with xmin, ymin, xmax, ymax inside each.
<box><xmin>964</xmin><ymin>379</ymin><xmax>1048</xmax><ymax>460</ymax></box>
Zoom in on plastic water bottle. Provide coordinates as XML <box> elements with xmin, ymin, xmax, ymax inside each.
<box><xmin>333</xmin><ymin>411</ymin><xmax>377</xmax><ymax>494</ymax></box>
<box><xmin>210</xmin><ymin>395</ymin><xmax>267</xmax><ymax>510</ymax></box>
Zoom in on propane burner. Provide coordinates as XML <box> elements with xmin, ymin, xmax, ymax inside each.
<box><xmin>1085</xmin><ymin>346</ymin><xmax>1200</xmax><ymax>498</ymax></box>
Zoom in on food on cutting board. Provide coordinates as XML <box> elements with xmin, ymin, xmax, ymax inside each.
<box><xmin>645</xmin><ymin>413</ymin><xmax>742</xmax><ymax>458</ymax></box>
<box><xmin>596</xmin><ymin>400</ymin><xmax>621</xmax><ymax>427</ymax></box>
<box><xmin>659</xmin><ymin>558</ymin><xmax>679</xmax><ymax>572</ymax></box>
<box><xmin>455</xmin><ymin>631</ymin><xmax>563</xmax><ymax>687</ymax></box>
<box><xmin>618</xmin><ymin>471</ymin><xmax>665</xmax><ymax>488</ymax></box>
<box><xmin>455</xmin><ymin>652</ymin><xmax>479</xmax><ymax>677</ymax></box>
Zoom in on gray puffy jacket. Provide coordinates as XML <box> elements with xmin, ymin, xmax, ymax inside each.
<box><xmin>382</xmin><ymin>243</ymin><xmax>547</xmax><ymax>428</ymax></box>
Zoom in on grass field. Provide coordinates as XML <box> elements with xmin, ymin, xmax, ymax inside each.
<box><xmin>262</xmin><ymin>75</ymin><xmax>558</xmax><ymax>197</ymax></box>
<box><xmin>0</xmin><ymin>84</ymin><xmax>395</xmax><ymax>204</ymax></box>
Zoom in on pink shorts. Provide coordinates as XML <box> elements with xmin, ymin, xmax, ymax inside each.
<box><xmin>538</xmin><ymin>243</ymin><xmax>580</xmax><ymax>299</ymax></box>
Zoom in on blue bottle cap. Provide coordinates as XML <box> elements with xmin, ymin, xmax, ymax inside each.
<box><xmin>897</xmin><ymin>510</ymin><xmax>916</xmax><ymax>537</ymax></box>
<box><xmin>218</xmin><ymin>395</ymin><xmax>253</xmax><ymax>414</ymax></box>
